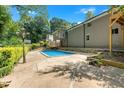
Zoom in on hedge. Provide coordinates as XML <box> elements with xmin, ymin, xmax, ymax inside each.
<box><xmin>0</xmin><ymin>47</ymin><xmax>30</xmax><ymax>78</ymax></box>
<box><xmin>0</xmin><ymin>63</ymin><xmax>13</xmax><ymax>78</ymax></box>
<box><xmin>0</xmin><ymin>42</ymin><xmax>44</xmax><ymax>78</ymax></box>
<box><xmin>30</xmin><ymin>41</ymin><xmax>48</xmax><ymax>49</ymax></box>
<box><xmin>30</xmin><ymin>43</ymin><xmax>41</xmax><ymax>49</ymax></box>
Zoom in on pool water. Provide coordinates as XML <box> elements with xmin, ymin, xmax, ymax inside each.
<box><xmin>41</xmin><ymin>50</ymin><xmax>74</xmax><ymax>57</ymax></box>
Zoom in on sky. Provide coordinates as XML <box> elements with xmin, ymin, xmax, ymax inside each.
<box><xmin>10</xmin><ymin>5</ymin><xmax>109</xmax><ymax>24</ymax></box>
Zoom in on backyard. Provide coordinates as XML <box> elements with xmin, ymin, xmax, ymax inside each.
<box><xmin>0</xmin><ymin>47</ymin><xmax>124</xmax><ymax>88</ymax></box>
<box><xmin>0</xmin><ymin>5</ymin><xmax>124</xmax><ymax>88</ymax></box>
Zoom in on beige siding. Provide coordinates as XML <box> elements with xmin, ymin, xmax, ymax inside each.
<box><xmin>112</xmin><ymin>23</ymin><xmax>123</xmax><ymax>48</ymax></box>
<box><xmin>85</xmin><ymin>15</ymin><xmax>123</xmax><ymax>48</ymax></box>
<box><xmin>62</xmin><ymin>13</ymin><xmax>123</xmax><ymax>48</ymax></box>
<box><xmin>85</xmin><ymin>15</ymin><xmax>109</xmax><ymax>48</ymax></box>
<box><xmin>67</xmin><ymin>26</ymin><xmax>84</xmax><ymax>47</ymax></box>
<box><xmin>61</xmin><ymin>31</ymin><xmax>68</xmax><ymax>47</ymax></box>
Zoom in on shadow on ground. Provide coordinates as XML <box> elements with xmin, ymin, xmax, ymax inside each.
<box><xmin>40</xmin><ymin>62</ymin><xmax>124</xmax><ymax>88</ymax></box>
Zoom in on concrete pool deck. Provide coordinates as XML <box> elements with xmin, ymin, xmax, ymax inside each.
<box><xmin>35</xmin><ymin>53</ymin><xmax>91</xmax><ymax>73</ymax></box>
<box><xmin>1</xmin><ymin>48</ymin><xmax>124</xmax><ymax>88</ymax></box>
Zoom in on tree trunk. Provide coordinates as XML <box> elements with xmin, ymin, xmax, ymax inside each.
<box><xmin>22</xmin><ymin>38</ymin><xmax>26</xmax><ymax>63</ymax></box>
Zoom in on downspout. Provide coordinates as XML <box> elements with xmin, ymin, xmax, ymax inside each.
<box><xmin>83</xmin><ymin>24</ymin><xmax>86</xmax><ymax>48</ymax></box>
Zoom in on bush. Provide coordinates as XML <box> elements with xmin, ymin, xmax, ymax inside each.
<box><xmin>39</xmin><ymin>41</ymin><xmax>48</xmax><ymax>47</ymax></box>
<box><xmin>28</xmin><ymin>41</ymin><xmax>48</xmax><ymax>50</ymax></box>
<box><xmin>0</xmin><ymin>50</ymin><xmax>11</xmax><ymax>68</ymax></box>
<box><xmin>88</xmin><ymin>52</ymin><xmax>103</xmax><ymax>67</ymax></box>
<box><xmin>31</xmin><ymin>43</ymin><xmax>41</xmax><ymax>49</ymax></box>
<box><xmin>39</xmin><ymin>41</ymin><xmax>44</xmax><ymax>46</ymax></box>
<box><xmin>43</xmin><ymin>41</ymin><xmax>48</xmax><ymax>47</ymax></box>
<box><xmin>0</xmin><ymin>63</ymin><xmax>13</xmax><ymax>78</ymax></box>
<box><xmin>0</xmin><ymin>46</ymin><xmax>30</xmax><ymax>78</ymax></box>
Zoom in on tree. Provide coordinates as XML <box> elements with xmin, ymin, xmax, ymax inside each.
<box><xmin>14</xmin><ymin>5</ymin><xmax>49</xmax><ymax>43</ymax></box>
<box><xmin>0</xmin><ymin>5</ymin><xmax>21</xmax><ymax>45</ymax></box>
<box><xmin>23</xmin><ymin>16</ymin><xmax>49</xmax><ymax>43</ymax></box>
<box><xmin>15</xmin><ymin>5</ymin><xmax>48</xmax><ymax>18</ymax></box>
<box><xmin>85</xmin><ymin>10</ymin><xmax>94</xmax><ymax>20</ymax></box>
<box><xmin>0</xmin><ymin>5</ymin><xmax>11</xmax><ymax>34</ymax></box>
<box><xmin>4</xmin><ymin>20</ymin><xmax>21</xmax><ymax>45</ymax></box>
<box><xmin>50</xmin><ymin>17</ymin><xmax>71</xmax><ymax>33</ymax></box>
<box><xmin>71</xmin><ymin>22</ymin><xmax>78</xmax><ymax>26</ymax></box>
<box><xmin>109</xmin><ymin>5</ymin><xmax>124</xmax><ymax>12</ymax></box>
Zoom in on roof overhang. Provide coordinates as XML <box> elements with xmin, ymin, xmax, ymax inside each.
<box><xmin>68</xmin><ymin>23</ymin><xmax>83</xmax><ymax>32</ymax></box>
<box><xmin>68</xmin><ymin>11</ymin><xmax>109</xmax><ymax>32</ymax></box>
<box><xmin>84</xmin><ymin>12</ymin><xmax>109</xmax><ymax>24</ymax></box>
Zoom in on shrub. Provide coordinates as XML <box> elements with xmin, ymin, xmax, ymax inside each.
<box><xmin>0</xmin><ymin>50</ymin><xmax>11</xmax><ymax>68</ymax></box>
<box><xmin>88</xmin><ymin>52</ymin><xmax>103</xmax><ymax>67</ymax></box>
<box><xmin>43</xmin><ymin>41</ymin><xmax>48</xmax><ymax>47</ymax></box>
<box><xmin>39</xmin><ymin>41</ymin><xmax>44</xmax><ymax>46</ymax></box>
<box><xmin>31</xmin><ymin>43</ymin><xmax>41</xmax><ymax>49</ymax></box>
<box><xmin>29</xmin><ymin>41</ymin><xmax>49</xmax><ymax>50</ymax></box>
<box><xmin>0</xmin><ymin>63</ymin><xmax>13</xmax><ymax>78</ymax></box>
<box><xmin>0</xmin><ymin>46</ymin><xmax>30</xmax><ymax>78</ymax></box>
<box><xmin>39</xmin><ymin>41</ymin><xmax>48</xmax><ymax>47</ymax></box>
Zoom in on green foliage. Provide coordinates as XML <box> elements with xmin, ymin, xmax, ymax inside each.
<box><xmin>0</xmin><ymin>50</ymin><xmax>11</xmax><ymax>68</ymax></box>
<box><xmin>50</xmin><ymin>17</ymin><xmax>71</xmax><ymax>33</ymax></box>
<box><xmin>88</xmin><ymin>52</ymin><xmax>104</xmax><ymax>67</ymax></box>
<box><xmin>0</xmin><ymin>47</ymin><xmax>30</xmax><ymax>77</ymax></box>
<box><xmin>95</xmin><ymin>53</ymin><xmax>104</xmax><ymax>67</ymax></box>
<box><xmin>109</xmin><ymin>5</ymin><xmax>124</xmax><ymax>14</ymax></box>
<box><xmin>15</xmin><ymin>5</ymin><xmax>48</xmax><ymax>17</ymax></box>
<box><xmin>14</xmin><ymin>5</ymin><xmax>49</xmax><ymax>43</ymax></box>
<box><xmin>40</xmin><ymin>41</ymin><xmax>48</xmax><ymax>46</ymax></box>
<box><xmin>27</xmin><ymin>41</ymin><xmax>48</xmax><ymax>50</ymax></box>
<box><xmin>23</xmin><ymin>16</ymin><xmax>49</xmax><ymax>43</ymax></box>
<box><xmin>85</xmin><ymin>10</ymin><xmax>94</xmax><ymax>20</ymax></box>
<box><xmin>0</xmin><ymin>5</ymin><xmax>11</xmax><ymax>34</ymax></box>
<box><xmin>71</xmin><ymin>22</ymin><xmax>78</xmax><ymax>26</ymax></box>
<box><xmin>30</xmin><ymin>43</ymin><xmax>41</xmax><ymax>49</ymax></box>
<box><xmin>0</xmin><ymin>64</ymin><xmax>13</xmax><ymax>78</ymax></box>
<box><xmin>0</xmin><ymin>5</ymin><xmax>22</xmax><ymax>46</ymax></box>
<box><xmin>109</xmin><ymin>5</ymin><xmax>124</xmax><ymax>11</ymax></box>
<box><xmin>39</xmin><ymin>41</ymin><xmax>44</xmax><ymax>45</ymax></box>
<box><xmin>96</xmin><ymin>60</ymin><xmax>103</xmax><ymax>67</ymax></box>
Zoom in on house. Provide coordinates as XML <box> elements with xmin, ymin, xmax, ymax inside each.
<box><xmin>46</xmin><ymin>30</ymin><xmax>63</xmax><ymax>47</ymax></box>
<box><xmin>52</xmin><ymin>30</ymin><xmax>64</xmax><ymax>41</ymax></box>
<box><xmin>60</xmin><ymin>10</ymin><xmax>124</xmax><ymax>51</ymax></box>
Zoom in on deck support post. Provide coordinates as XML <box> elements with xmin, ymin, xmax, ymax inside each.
<box><xmin>109</xmin><ymin>10</ymin><xmax>121</xmax><ymax>55</ymax></box>
<box><xmin>109</xmin><ymin>17</ymin><xmax>112</xmax><ymax>55</ymax></box>
<box><xmin>109</xmin><ymin>26</ymin><xmax>112</xmax><ymax>54</ymax></box>
<box><xmin>123</xmin><ymin>28</ymin><xmax>124</xmax><ymax>48</ymax></box>
<box><xmin>109</xmin><ymin>7</ymin><xmax>124</xmax><ymax>54</ymax></box>
<box><xmin>122</xmin><ymin>26</ymin><xmax>124</xmax><ymax>48</ymax></box>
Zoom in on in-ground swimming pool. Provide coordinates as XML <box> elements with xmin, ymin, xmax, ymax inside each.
<box><xmin>41</xmin><ymin>50</ymin><xmax>74</xmax><ymax>57</ymax></box>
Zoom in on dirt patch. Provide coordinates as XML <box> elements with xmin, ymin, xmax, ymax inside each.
<box><xmin>103</xmin><ymin>52</ymin><xmax>124</xmax><ymax>63</ymax></box>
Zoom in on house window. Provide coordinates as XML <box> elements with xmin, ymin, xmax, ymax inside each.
<box><xmin>87</xmin><ymin>22</ymin><xmax>92</xmax><ymax>27</ymax></box>
<box><xmin>86</xmin><ymin>34</ymin><xmax>90</xmax><ymax>40</ymax></box>
<box><xmin>112</xmin><ymin>28</ymin><xmax>119</xmax><ymax>34</ymax></box>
